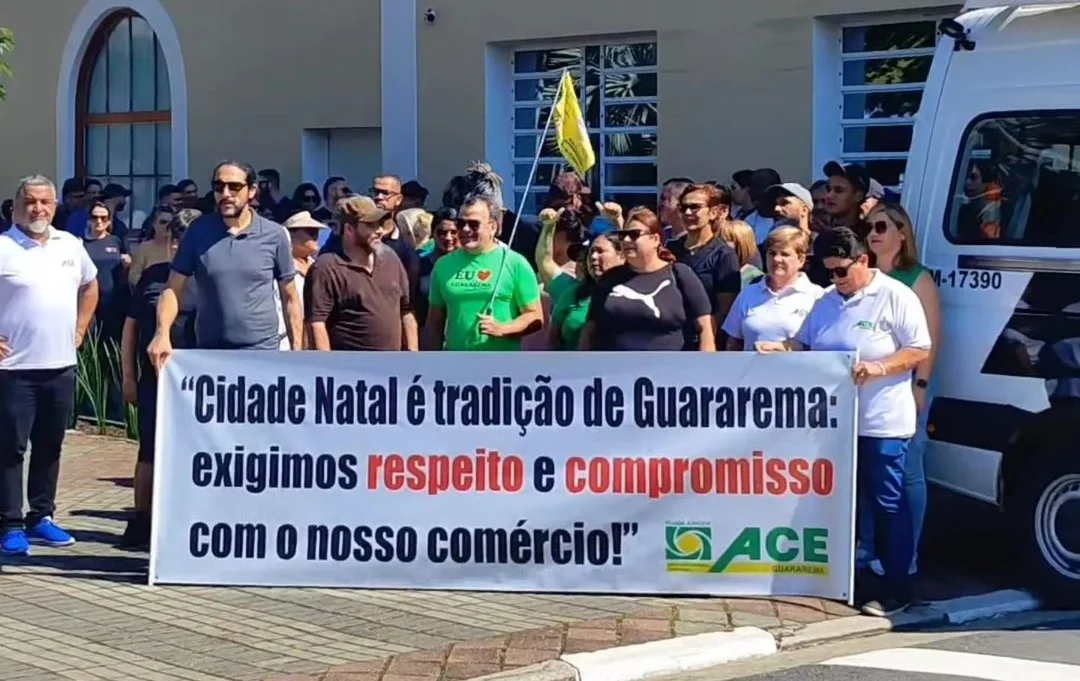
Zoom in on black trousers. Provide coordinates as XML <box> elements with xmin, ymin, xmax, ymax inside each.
<box><xmin>0</xmin><ymin>367</ymin><xmax>76</xmax><ymax>529</ymax></box>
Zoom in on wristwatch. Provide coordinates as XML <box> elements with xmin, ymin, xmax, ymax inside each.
<box><xmin>914</xmin><ymin>378</ymin><xmax>929</xmax><ymax>389</ymax></box>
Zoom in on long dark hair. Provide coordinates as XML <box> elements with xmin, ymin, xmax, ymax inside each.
<box><xmin>573</xmin><ymin>233</ymin><xmax>622</xmax><ymax>302</ymax></box>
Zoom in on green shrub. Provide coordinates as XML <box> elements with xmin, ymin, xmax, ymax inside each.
<box><xmin>75</xmin><ymin>327</ymin><xmax>139</xmax><ymax>439</ymax></box>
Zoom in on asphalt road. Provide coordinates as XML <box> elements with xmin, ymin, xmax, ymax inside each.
<box><xmin>671</xmin><ymin>611</ymin><xmax>1080</xmax><ymax>681</ymax></box>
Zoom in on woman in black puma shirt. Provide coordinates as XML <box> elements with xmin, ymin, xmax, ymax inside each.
<box><xmin>579</xmin><ymin>207</ymin><xmax>714</xmax><ymax>351</ymax></box>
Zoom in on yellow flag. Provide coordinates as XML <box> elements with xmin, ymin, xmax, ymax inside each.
<box><xmin>553</xmin><ymin>70</ymin><xmax>596</xmax><ymax>175</ymax></box>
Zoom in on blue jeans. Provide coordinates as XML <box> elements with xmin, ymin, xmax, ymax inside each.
<box><xmin>858</xmin><ymin>410</ymin><xmax>929</xmax><ymax>574</ymax></box>
<box><xmin>857</xmin><ymin>436</ymin><xmax>915</xmax><ymax>602</ymax></box>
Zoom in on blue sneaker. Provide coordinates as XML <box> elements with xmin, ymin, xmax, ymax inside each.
<box><xmin>27</xmin><ymin>517</ymin><xmax>75</xmax><ymax>547</ymax></box>
<box><xmin>1</xmin><ymin>529</ymin><xmax>30</xmax><ymax>555</ymax></box>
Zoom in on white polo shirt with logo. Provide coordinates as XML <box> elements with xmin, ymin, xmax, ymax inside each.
<box><xmin>722</xmin><ymin>273</ymin><xmax>823</xmax><ymax>348</ymax></box>
<box><xmin>795</xmin><ymin>270</ymin><xmax>931</xmax><ymax>438</ymax></box>
<box><xmin>0</xmin><ymin>226</ymin><xmax>98</xmax><ymax>370</ymax></box>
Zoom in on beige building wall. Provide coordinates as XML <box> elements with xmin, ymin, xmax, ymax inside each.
<box><xmin>415</xmin><ymin>0</ymin><xmax>958</xmax><ymax>196</ymax></box>
<box><xmin>0</xmin><ymin>0</ymin><xmax>382</xmax><ymax>196</ymax></box>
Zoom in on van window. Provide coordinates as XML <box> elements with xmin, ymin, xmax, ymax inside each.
<box><xmin>946</xmin><ymin>111</ymin><xmax>1080</xmax><ymax>247</ymax></box>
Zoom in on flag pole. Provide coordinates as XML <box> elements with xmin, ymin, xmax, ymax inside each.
<box><xmin>483</xmin><ymin>69</ymin><xmax>567</xmax><ymax>315</ymax></box>
<box><xmin>504</xmin><ymin>68</ymin><xmax>565</xmax><ymax>251</ymax></box>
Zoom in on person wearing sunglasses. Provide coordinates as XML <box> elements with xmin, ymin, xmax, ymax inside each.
<box><xmin>147</xmin><ymin>161</ymin><xmax>302</xmax><ymax>370</ymax></box>
<box><xmin>127</xmin><ymin>207</ymin><xmax>175</xmax><ymax>286</ymax></box>
<box><xmin>667</xmin><ymin>183</ymin><xmax>742</xmax><ymax>335</ymax></box>
<box><xmin>756</xmin><ymin>226</ymin><xmax>931</xmax><ymax>618</ymax></box>
<box><xmin>579</xmin><ymin>207</ymin><xmax>714</xmax><ymax>352</ymax></box>
<box><xmin>864</xmin><ymin>202</ymin><xmax>940</xmax><ymax>583</ymax></box>
<box><xmin>118</xmin><ymin>208</ymin><xmax>201</xmax><ymax>549</ymax></box>
<box><xmin>82</xmin><ymin>200</ymin><xmax>131</xmax><ymax>346</ymax></box>
<box><xmin>426</xmin><ymin>194</ymin><xmax>542</xmax><ymax>352</ymax></box>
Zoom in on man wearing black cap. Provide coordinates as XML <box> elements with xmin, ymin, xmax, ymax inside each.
<box><xmin>401</xmin><ymin>180</ymin><xmax>429</xmax><ymax>210</ymax></box>
<box><xmin>53</xmin><ymin>178</ymin><xmax>87</xmax><ymax>231</ymax></box>
<box><xmin>823</xmin><ymin>161</ymin><xmax>870</xmax><ymax>230</ymax></box>
<box><xmin>744</xmin><ymin>168</ymin><xmax>782</xmax><ymax>244</ymax></box>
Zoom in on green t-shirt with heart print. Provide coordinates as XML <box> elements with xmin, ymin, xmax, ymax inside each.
<box><xmin>428</xmin><ymin>246</ymin><xmax>540</xmax><ymax>351</ymax></box>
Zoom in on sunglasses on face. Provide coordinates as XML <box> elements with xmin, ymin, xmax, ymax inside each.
<box><xmin>456</xmin><ymin>219</ymin><xmax>484</xmax><ymax>231</ymax></box>
<box><xmin>89</xmin><ymin>215</ymin><xmax>110</xmax><ymax>222</ymax></box>
<box><xmin>213</xmin><ymin>181</ymin><xmax>248</xmax><ymax>193</ymax></box>
<box><xmin>827</xmin><ymin>261</ymin><xmax>858</xmax><ymax>279</ymax></box>
<box><xmin>679</xmin><ymin>202</ymin><xmax>707</xmax><ymax>213</ymax></box>
<box><xmin>370</xmin><ymin>187</ymin><xmax>399</xmax><ymax>197</ymax></box>
<box><xmin>870</xmin><ymin>220</ymin><xmax>892</xmax><ymax>234</ymax></box>
<box><xmin>616</xmin><ymin>228</ymin><xmax>646</xmax><ymax>242</ymax></box>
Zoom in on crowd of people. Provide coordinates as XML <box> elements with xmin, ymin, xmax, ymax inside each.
<box><xmin>0</xmin><ymin>156</ymin><xmax>938</xmax><ymax>619</ymax></box>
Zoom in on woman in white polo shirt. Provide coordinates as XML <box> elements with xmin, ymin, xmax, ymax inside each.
<box><xmin>721</xmin><ymin>227</ymin><xmax>823</xmax><ymax>350</ymax></box>
<box><xmin>757</xmin><ymin>226</ymin><xmax>931</xmax><ymax>618</ymax></box>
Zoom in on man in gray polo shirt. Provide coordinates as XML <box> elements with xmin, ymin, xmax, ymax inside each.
<box><xmin>148</xmin><ymin>161</ymin><xmax>302</xmax><ymax>367</ymax></box>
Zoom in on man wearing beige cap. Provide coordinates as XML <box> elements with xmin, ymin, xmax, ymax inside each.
<box><xmin>305</xmin><ymin>196</ymin><xmax>418</xmax><ymax>352</ymax></box>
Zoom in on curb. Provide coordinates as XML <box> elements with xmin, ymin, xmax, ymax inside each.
<box><xmin>780</xmin><ymin>588</ymin><xmax>1042</xmax><ymax>651</ymax></box>
<box><xmin>473</xmin><ymin>590</ymin><xmax>1042</xmax><ymax>681</ymax></box>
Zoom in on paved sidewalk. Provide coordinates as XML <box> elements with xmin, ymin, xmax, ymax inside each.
<box><xmin>0</xmin><ymin>434</ymin><xmax>863</xmax><ymax>681</ymax></box>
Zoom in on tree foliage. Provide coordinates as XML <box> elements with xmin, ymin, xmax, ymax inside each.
<box><xmin>0</xmin><ymin>27</ymin><xmax>13</xmax><ymax>102</ymax></box>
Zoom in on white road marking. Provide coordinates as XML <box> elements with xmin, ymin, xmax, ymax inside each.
<box><xmin>821</xmin><ymin>648</ymin><xmax>1080</xmax><ymax>680</ymax></box>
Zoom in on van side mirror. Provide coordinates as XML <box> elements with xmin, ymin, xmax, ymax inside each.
<box><xmin>939</xmin><ymin>18</ymin><xmax>976</xmax><ymax>52</ymax></box>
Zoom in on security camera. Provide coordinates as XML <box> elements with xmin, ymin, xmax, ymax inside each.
<box><xmin>424</xmin><ymin>9</ymin><xmax>436</xmax><ymax>24</ymax></box>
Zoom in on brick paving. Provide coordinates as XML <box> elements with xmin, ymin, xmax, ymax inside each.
<box><xmin>0</xmin><ymin>433</ymin><xmax>861</xmax><ymax>681</ymax></box>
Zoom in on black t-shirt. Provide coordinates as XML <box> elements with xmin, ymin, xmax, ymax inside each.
<box><xmin>127</xmin><ymin>262</ymin><xmax>197</xmax><ymax>375</ymax></box>
<box><xmin>503</xmin><ymin>211</ymin><xmax>540</xmax><ymax>270</ymax></box>
<box><xmin>83</xmin><ymin>234</ymin><xmax>128</xmax><ymax>307</ymax></box>
<box><xmin>805</xmin><ymin>234</ymin><xmax>831</xmax><ymax>288</ymax></box>
<box><xmin>588</xmin><ymin>263</ymin><xmax>712</xmax><ymax>351</ymax></box>
<box><xmin>666</xmin><ymin>236</ymin><xmax>742</xmax><ymax>314</ymax></box>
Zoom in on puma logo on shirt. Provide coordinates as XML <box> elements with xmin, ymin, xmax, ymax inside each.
<box><xmin>610</xmin><ymin>280</ymin><xmax>671</xmax><ymax>318</ymax></box>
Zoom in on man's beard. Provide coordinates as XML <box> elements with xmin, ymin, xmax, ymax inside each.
<box><xmin>27</xmin><ymin>219</ymin><xmax>50</xmax><ymax>234</ymax></box>
<box><xmin>219</xmin><ymin>201</ymin><xmax>242</xmax><ymax>217</ymax></box>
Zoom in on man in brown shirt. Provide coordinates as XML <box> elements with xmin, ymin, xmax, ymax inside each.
<box><xmin>305</xmin><ymin>196</ymin><xmax>419</xmax><ymax>351</ymax></box>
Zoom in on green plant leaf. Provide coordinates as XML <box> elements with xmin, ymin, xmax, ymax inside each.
<box><xmin>0</xmin><ymin>27</ymin><xmax>13</xmax><ymax>102</ymax></box>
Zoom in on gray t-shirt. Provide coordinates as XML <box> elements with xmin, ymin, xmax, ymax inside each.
<box><xmin>172</xmin><ymin>212</ymin><xmax>295</xmax><ymax>349</ymax></box>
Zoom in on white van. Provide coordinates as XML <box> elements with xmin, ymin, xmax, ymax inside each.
<box><xmin>904</xmin><ymin>0</ymin><xmax>1080</xmax><ymax>604</ymax></box>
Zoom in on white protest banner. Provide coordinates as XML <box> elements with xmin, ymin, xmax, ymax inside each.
<box><xmin>150</xmin><ymin>350</ymin><xmax>858</xmax><ymax>600</ymax></box>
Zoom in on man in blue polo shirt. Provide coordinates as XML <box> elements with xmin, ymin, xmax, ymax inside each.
<box><xmin>147</xmin><ymin>161</ymin><xmax>302</xmax><ymax>368</ymax></box>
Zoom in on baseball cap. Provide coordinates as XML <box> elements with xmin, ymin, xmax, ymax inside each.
<box><xmin>101</xmin><ymin>183</ymin><xmax>132</xmax><ymax>200</ymax></box>
<box><xmin>336</xmin><ymin>195</ymin><xmax>389</xmax><ymax>224</ymax></box>
<box><xmin>763</xmin><ymin>183</ymin><xmax>813</xmax><ymax>211</ymax></box>
<box><xmin>402</xmin><ymin>180</ymin><xmax>429</xmax><ymax>202</ymax></box>
<box><xmin>567</xmin><ymin>215</ymin><xmax>618</xmax><ymax>261</ymax></box>
<box><xmin>732</xmin><ymin>169</ymin><xmax>754</xmax><ymax>188</ymax></box>
<box><xmin>62</xmin><ymin>177</ymin><xmax>87</xmax><ymax>196</ymax></box>
<box><xmin>822</xmin><ymin>161</ymin><xmax>870</xmax><ymax>194</ymax></box>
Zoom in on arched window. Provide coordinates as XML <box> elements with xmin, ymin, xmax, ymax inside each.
<box><xmin>76</xmin><ymin>10</ymin><xmax>171</xmax><ymax>228</ymax></box>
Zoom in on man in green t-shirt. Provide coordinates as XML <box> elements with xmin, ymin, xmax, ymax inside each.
<box><xmin>426</xmin><ymin>195</ymin><xmax>543</xmax><ymax>351</ymax></box>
